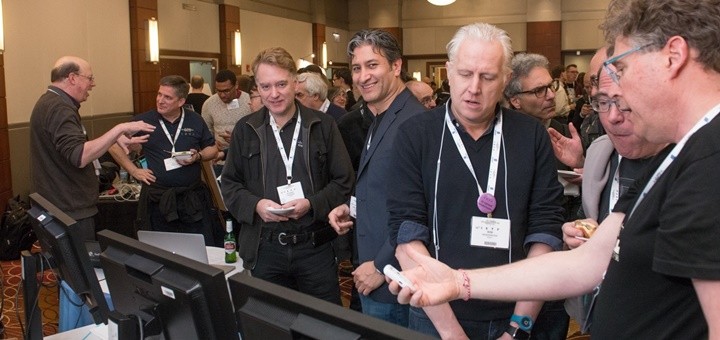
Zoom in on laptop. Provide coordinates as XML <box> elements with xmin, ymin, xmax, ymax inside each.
<box><xmin>137</xmin><ymin>230</ymin><xmax>235</xmax><ymax>274</ymax></box>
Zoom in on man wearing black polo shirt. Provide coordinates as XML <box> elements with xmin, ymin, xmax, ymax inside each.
<box><xmin>109</xmin><ymin>75</ymin><xmax>218</xmax><ymax>244</ymax></box>
<box><xmin>387</xmin><ymin>23</ymin><xmax>564</xmax><ymax>339</ymax></box>
<box><xmin>221</xmin><ymin>47</ymin><xmax>354</xmax><ymax>304</ymax></box>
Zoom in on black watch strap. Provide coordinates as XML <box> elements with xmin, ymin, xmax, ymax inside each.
<box><xmin>505</xmin><ymin>324</ymin><xmax>531</xmax><ymax>340</ymax></box>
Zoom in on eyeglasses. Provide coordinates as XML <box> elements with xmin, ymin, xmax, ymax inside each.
<box><xmin>591</xmin><ymin>96</ymin><xmax>631</xmax><ymax>113</ymax></box>
<box><xmin>420</xmin><ymin>95</ymin><xmax>436</xmax><ymax>106</ymax></box>
<box><xmin>589</xmin><ymin>74</ymin><xmax>599</xmax><ymax>88</ymax></box>
<box><xmin>603</xmin><ymin>43</ymin><xmax>653</xmax><ymax>84</ymax></box>
<box><xmin>74</xmin><ymin>73</ymin><xmax>95</xmax><ymax>82</ymax></box>
<box><xmin>516</xmin><ymin>83</ymin><xmax>554</xmax><ymax>98</ymax></box>
<box><xmin>216</xmin><ymin>86</ymin><xmax>236</xmax><ymax>94</ymax></box>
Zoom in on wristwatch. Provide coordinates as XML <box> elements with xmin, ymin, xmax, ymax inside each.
<box><xmin>505</xmin><ymin>324</ymin><xmax>530</xmax><ymax>340</ymax></box>
<box><xmin>505</xmin><ymin>314</ymin><xmax>532</xmax><ymax>339</ymax></box>
<box><xmin>510</xmin><ymin>314</ymin><xmax>533</xmax><ymax>331</ymax></box>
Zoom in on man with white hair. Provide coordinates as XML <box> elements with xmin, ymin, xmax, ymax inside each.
<box><xmin>387</xmin><ymin>23</ymin><xmax>564</xmax><ymax>339</ymax></box>
<box><xmin>388</xmin><ymin>0</ymin><xmax>720</xmax><ymax>338</ymax></box>
<box><xmin>295</xmin><ymin>72</ymin><xmax>345</xmax><ymax>121</ymax></box>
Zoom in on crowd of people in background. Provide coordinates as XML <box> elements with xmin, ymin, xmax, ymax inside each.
<box><xmin>29</xmin><ymin>0</ymin><xmax>720</xmax><ymax>339</ymax></box>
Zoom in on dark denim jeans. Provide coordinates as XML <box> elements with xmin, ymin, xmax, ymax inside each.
<box><xmin>409</xmin><ymin>307</ymin><xmax>506</xmax><ymax>339</ymax></box>
<box><xmin>359</xmin><ymin>294</ymin><xmax>409</xmax><ymax>327</ymax></box>
<box><xmin>532</xmin><ymin>300</ymin><xmax>570</xmax><ymax>340</ymax></box>
<box><xmin>251</xmin><ymin>240</ymin><xmax>342</xmax><ymax>305</ymax></box>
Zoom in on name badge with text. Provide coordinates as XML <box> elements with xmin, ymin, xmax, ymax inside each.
<box><xmin>163</xmin><ymin>157</ymin><xmax>182</xmax><ymax>172</ymax></box>
<box><xmin>470</xmin><ymin>216</ymin><xmax>510</xmax><ymax>249</ymax></box>
<box><xmin>226</xmin><ymin>99</ymin><xmax>240</xmax><ymax>110</ymax></box>
<box><xmin>277</xmin><ymin>182</ymin><xmax>305</xmax><ymax>204</ymax></box>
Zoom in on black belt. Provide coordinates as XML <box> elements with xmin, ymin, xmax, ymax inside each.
<box><xmin>262</xmin><ymin>227</ymin><xmax>336</xmax><ymax>247</ymax></box>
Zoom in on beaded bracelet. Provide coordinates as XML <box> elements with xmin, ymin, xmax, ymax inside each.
<box><xmin>458</xmin><ymin>269</ymin><xmax>471</xmax><ymax>301</ymax></box>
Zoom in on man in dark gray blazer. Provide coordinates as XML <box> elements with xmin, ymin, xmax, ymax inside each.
<box><xmin>328</xmin><ymin>29</ymin><xmax>425</xmax><ymax>326</ymax></box>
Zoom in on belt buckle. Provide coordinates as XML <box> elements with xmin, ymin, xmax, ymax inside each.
<box><xmin>278</xmin><ymin>232</ymin><xmax>288</xmax><ymax>246</ymax></box>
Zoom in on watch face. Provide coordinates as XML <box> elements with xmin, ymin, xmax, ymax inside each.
<box><xmin>511</xmin><ymin>314</ymin><xmax>533</xmax><ymax>331</ymax></box>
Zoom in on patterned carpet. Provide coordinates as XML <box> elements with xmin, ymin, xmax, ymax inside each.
<box><xmin>0</xmin><ymin>247</ymin><xmax>60</xmax><ymax>339</ymax></box>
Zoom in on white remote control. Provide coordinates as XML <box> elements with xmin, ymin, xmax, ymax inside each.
<box><xmin>383</xmin><ymin>264</ymin><xmax>416</xmax><ymax>291</ymax></box>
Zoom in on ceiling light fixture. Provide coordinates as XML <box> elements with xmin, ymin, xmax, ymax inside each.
<box><xmin>428</xmin><ymin>0</ymin><xmax>456</xmax><ymax>6</ymax></box>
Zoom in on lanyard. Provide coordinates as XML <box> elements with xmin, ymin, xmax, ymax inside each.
<box><xmin>269</xmin><ymin>111</ymin><xmax>302</xmax><ymax>184</ymax></box>
<box><xmin>609</xmin><ymin>154</ymin><xmax>622</xmax><ymax>215</ymax></box>
<box><xmin>159</xmin><ymin>109</ymin><xmax>186</xmax><ymax>154</ymax></box>
<box><xmin>629</xmin><ymin>104</ymin><xmax>720</xmax><ymax>218</ymax></box>
<box><xmin>443</xmin><ymin>104</ymin><xmax>503</xmax><ymax>199</ymax></box>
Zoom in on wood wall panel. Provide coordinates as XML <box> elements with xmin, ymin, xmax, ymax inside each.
<box><xmin>312</xmin><ymin>23</ymin><xmax>326</xmax><ymax>67</ymax></box>
<box><xmin>0</xmin><ymin>53</ymin><xmax>11</xmax><ymax>201</ymax></box>
<box><xmin>219</xmin><ymin>4</ymin><xmax>242</xmax><ymax>73</ymax></box>
<box><xmin>129</xmin><ymin>0</ymin><xmax>161</xmax><ymax>114</ymax></box>
<box><xmin>527</xmin><ymin>21</ymin><xmax>562</xmax><ymax>67</ymax></box>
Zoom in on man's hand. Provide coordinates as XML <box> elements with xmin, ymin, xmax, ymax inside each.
<box><xmin>563</xmin><ymin>218</ymin><xmax>599</xmax><ymax>249</ymax></box>
<box><xmin>219</xmin><ymin>130</ymin><xmax>232</xmax><ymax>144</ymax></box>
<box><xmin>256</xmin><ymin>199</ymin><xmax>290</xmax><ymax>223</ymax></box>
<box><xmin>566</xmin><ymin>167</ymin><xmax>584</xmax><ymax>185</ymax></box>
<box><xmin>130</xmin><ymin>168</ymin><xmax>156</xmax><ymax>185</ymax></box>
<box><xmin>213</xmin><ymin>150</ymin><xmax>225</xmax><ymax>163</ymax></box>
<box><xmin>389</xmin><ymin>244</ymin><xmax>463</xmax><ymax>307</ymax></box>
<box><xmin>548</xmin><ymin>123</ymin><xmax>585</xmax><ymax>168</ymax></box>
<box><xmin>328</xmin><ymin>204</ymin><xmax>353</xmax><ymax>235</ymax></box>
<box><xmin>120</xmin><ymin>121</ymin><xmax>155</xmax><ymax>137</ymax></box>
<box><xmin>116</xmin><ymin>134</ymin><xmax>148</xmax><ymax>154</ymax></box>
<box><xmin>352</xmin><ymin>261</ymin><xmax>385</xmax><ymax>296</ymax></box>
<box><xmin>175</xmin><ymin>149</ymin><xmax>199</xmax><ymax>166</ymax></box>
<box><xmin>281</xmin><ymin>198</ymin><xmax>311</xmax><ymax>220</ymax></box>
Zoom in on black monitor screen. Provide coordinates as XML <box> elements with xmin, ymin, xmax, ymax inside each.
<box><xmin>228</xmin><ymin>273</ymin><xmax>434</xmax><ymax>340</ymax></box>
<box><xmin>27</xmin><ymin>192</ymin><xmax>110</xmax><ymax>324</ymax></box>
<box><xmin>97</xmin><ymin>229</ymin><xmax>238</xmax><ymax>339</ymax></box>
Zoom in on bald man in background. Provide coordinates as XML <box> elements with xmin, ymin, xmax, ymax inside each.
<box><xmin>406</xmin><ymin>80</ymin><xmax>436</xmax><ymax>110</ymax></box>
<box><xmin>30</xmin><ymin>56</ymin><xmax>154</xmax><ymax>241</ymax></box>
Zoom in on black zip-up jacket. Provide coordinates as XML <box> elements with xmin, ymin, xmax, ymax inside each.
<box><xmin>221</xmin><ymin>102</ymin><xmax>354</xmax><ymax>270</ymax></box>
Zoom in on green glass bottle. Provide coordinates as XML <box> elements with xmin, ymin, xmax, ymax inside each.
<box><xmin>224</xmin><ymin>219</ymin><xmax>237</xmax><ymax>263</ymax></box>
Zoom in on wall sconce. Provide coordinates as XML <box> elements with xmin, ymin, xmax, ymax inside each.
<box><xmin>322</xmin><ymin>42</ymin><xmax>327</xmax><ymax>69</ymax></box>
<box><xmin>413</xmin><ymin>72</ymin><xmax>421</xmax><ymax>81</ymax></box>
<box><xmin>0</xmin><ymin>0</ymin><xmax>5</xmax><ymax>54</ymax></box>
<box><xmin>332</xmin><ymin>32</ymin><xmax>340</xmax><ymax>43</ymax></box>
<box><xmin>233</xmin><ymin>30</ymin><xmax>242</xmax><ymax>66</ymax></box>
<box><xmin>146</xmin><ymin>17</ymin><xmax>160</xmax><ymax>63</ymax></box>
<box><xmin>428</xmin><ymin>0</ymin><xmax>456</xmax><ymax>5</ymax></box>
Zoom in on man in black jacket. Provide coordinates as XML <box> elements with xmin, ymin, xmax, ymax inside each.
<box><xmin>221</xmin><ymin>47</ymin><xmax>354</xmax><ymax>304</ymax></box>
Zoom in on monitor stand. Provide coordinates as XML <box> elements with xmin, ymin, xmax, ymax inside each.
<box><xmin>21</xmin><ymin>250</ymin><xmax>43</xmax><ymax>340</ymax></box>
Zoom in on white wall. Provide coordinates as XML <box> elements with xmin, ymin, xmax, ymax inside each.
<box><xmin>239</xmin><ymin>10</ymin><xmax>313</xmax><ymax>73</ymax></box>
<box><xmin>4</xmin><ymin>0</ymin><xmax>133</xmax><ymax>124</ymax></box>
<box><xmin>158</xmin><ymin>0</ymin><xmax>220</xmax><ymax>53</ymax></box>
<box><xmin>325</xmin><ymin>27</ymin><xmax>352</xmax><ymax>65</ymax></box>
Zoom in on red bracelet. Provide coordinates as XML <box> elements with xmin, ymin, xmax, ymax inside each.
<box><xmin>458</xmin><ymin>269</ymin><xmax>471</xmax><ymax>301</ymax></box>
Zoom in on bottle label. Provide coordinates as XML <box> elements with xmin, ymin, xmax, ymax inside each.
<box><xmin>224</xmin><ymin>241</ymin><xmax>236</xmax><ymax>254</ymax></box>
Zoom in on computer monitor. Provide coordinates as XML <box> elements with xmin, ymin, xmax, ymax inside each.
<box><xmin>27</xmin><ymin>192</ymin><xmax>110</xmax><ymax>324</ymax></box>
<box><xmin>228</xmin><ymin>273</ymin><xmax>434</xmax><ymax>340</ymax></box>
<box><xmin>97</xmin><ymin>229</ymin><xmax>238</xmax><ymax>339</ymax></box>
